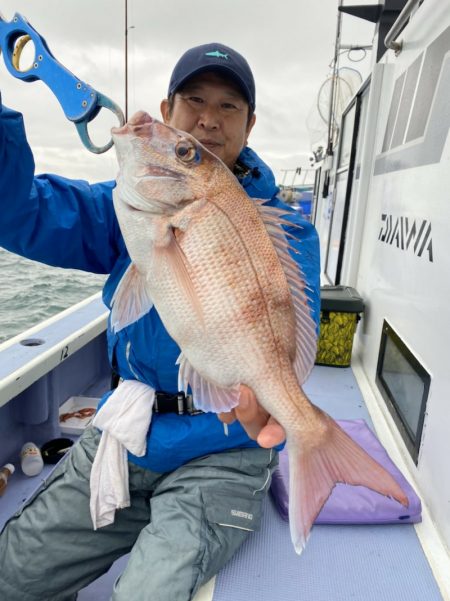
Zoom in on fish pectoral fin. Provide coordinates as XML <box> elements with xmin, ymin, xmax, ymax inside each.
<box><xmin>154</xmin><ymin>228</ymin><xmax>204</xmax><ymax>324</ymax></box>
<box><xmin>110</xmin><ymin>263</ymin><xmax>154</xmax><ymax>332</ymax></box>
<box><xmin>288</xmin><ymin>409</ymin><xmax>409</xmax><ymax>555</ymax></box>
<box><xmin>177</xmin><ymin>353</ymin><xmax>240</xmax><ymax>413</ymax></box>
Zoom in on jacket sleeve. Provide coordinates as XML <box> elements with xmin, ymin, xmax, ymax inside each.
<box><xmin>267</xmin><ymin>194</ymin><xmax>321</xmax><ymax>331</ymax></box>
<box><xmin>0</xmin><ymin>101</ymin><xmax>122</xmax><ymax>274</ymax></box>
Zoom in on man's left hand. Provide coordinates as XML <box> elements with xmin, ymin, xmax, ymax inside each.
<box><xmin>218</xmin><ymin>384</ymin><xmax>286</xmax><ymax>448</ymax></box>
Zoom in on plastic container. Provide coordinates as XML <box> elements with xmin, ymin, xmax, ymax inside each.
<box><xmin>20</xmin><ymin>442</ymin><xmax>44</xmax><ymax>477</ymax></box>
<box><xmin>315</xmin><ymin>285</ymin><xmax>365</xmax><ymax>367</ymax></box>
<box><xmin>0</xmin><ymin>463</ymin><xmax>15</xmax><ymax>496</ymax></box>
<box><xmin>41</xmin><ymin>438</ymin><xmax>74</xmax><ymax>464</ymax></box>
<box><xmin>59</xmin><ymin>396</ymin><xmax>99</xmax><ymax>434</ymax></box>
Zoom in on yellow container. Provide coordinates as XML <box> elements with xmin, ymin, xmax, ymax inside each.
<box><xmin>315</xmin><ymin>286</ymin><xmax>364</xmax><ymax>367</ymax></box>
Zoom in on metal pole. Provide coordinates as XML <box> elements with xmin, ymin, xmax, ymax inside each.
<box><xmin>281</xmin><ymin>169</ymin><xmax>289</xmax><ymax>186</ymax></box>
<box><xmin>326</xmin><ymin>0</ymin><xmax>343</xmax><ymax>156</ymax></box>
<box><xmin>125</xmin><ymin>0</ymin><xmax>128</xmax><ymax>121</ymax></box>
<box><xmin>384</xmin><ymin>0</ymin><xmax>420</xmax><ymax>54</ymax></box>
<box><xmin>125</xmin><ymin>0</ymin><xmax>130</xmax><ymax>121</ymax></box>
<box><xmin>125</xmin><ymin>2</ymin><xmax>135</xmax><ymax>122</ymax></box>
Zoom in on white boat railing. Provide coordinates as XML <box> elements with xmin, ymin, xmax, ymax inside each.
<box><xmin>384</xmin><ymin>0</ymin><xmax>423</xmax><ymax>53</ymax></box>
<box><xmin>0</xmin><ymin>292</ymin><xmax>109</xmax><ymax>408</ymax></box>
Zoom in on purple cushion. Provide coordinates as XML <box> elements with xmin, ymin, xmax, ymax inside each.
<box><xmin>270</xmin><ymin>419</ymin><xmax>422</xmax><ymax>524</ymax></box>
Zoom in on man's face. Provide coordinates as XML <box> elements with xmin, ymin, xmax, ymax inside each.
<box><xmin>160</xmin><ymin>71</ymin><xmax>256</xmax><ymax>170</ymax></box>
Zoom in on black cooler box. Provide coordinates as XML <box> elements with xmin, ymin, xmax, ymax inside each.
<box><xmin>315</xmin><ymin>285</ymin><xmax>364</xmax><ymax>367</ymax></box>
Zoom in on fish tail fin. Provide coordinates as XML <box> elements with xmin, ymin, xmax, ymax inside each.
<box><xmin>288</xmin><ymin>411</ymin><xmax>409</xmax><ymax>555</ymax></box>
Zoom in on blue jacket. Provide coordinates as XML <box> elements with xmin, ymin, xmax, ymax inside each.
<box><xmin>0</xmin><ymin>102</ymin><xmax>321</xmax><ymax>472</ymax></box>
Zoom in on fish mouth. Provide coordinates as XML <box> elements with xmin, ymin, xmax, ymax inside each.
<box><xmin>137</xmin><ymin>164</ymin><xmax>183</xmax><ymax>180</ymax></box>
<box><xmin>112</xmin><ymin>111</ymin><xmax>153</xmax><ymax>137</ymax></box>
<box><xmin>112</xmin><ymin>111</ymin><xmax>183</xmax><ymax>181</ymax></box>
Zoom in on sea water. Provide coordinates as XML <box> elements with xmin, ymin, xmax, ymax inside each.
<box><xmin>0</xmin><ymin>248</ymin><xmax>106</xmax><ymax>344</ymax></box>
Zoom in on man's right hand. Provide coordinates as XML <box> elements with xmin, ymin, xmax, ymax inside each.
<box><xmin>218</xmin><ymin>385</ymin><xmax>286</xmax><ymax>448</ymax></box>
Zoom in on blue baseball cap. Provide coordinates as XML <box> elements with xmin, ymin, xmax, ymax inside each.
<box><xmin>168</xmin><ymin>43</ymin><xmax>256</xmax><ymax>111</ymax></box>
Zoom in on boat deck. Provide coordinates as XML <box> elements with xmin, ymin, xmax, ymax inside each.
<box><xmin>210</xmin><ymin>366</ymin><xmax>443</xmax><ymax>601</ymax></box>
<box><xmin>0</xmin><ymin>365</ymin><xmax>445</xmax><ymax>600</ymax></box>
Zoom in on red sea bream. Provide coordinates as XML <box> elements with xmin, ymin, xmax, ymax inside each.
<box><xmin>110</xmin><ymin>111</ymin><xmax>408</xmax><ymax>554</ymax></box>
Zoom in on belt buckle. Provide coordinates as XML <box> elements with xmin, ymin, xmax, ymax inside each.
<box><xmin>176</xmin><ymin>392</ymin><xmax>185</xmax><ymax>415</ymax></box>
<box><xmin>154</xmin><ymin>391</ymin><xmax>203</xmax><ymax>415</ymax></box>
<box><xmin>185</xmin><ymin>394</ymin><xmax>203</xmax><ymax>415</ymax></box>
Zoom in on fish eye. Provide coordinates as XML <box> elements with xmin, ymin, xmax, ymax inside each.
<box><xmin>175</xmin><ymin>141</ymin><xmax>197</xmax><ymax>163</ymax></box>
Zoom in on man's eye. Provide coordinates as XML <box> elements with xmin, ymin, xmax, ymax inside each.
<box><xmin>222</xmin><ymin>103</ymin><xmax>238</xmax><ymax>110</ymax></box>
<box><xmin>188</xmin><ymin>96</ymin><xmax>203</xmax><ymax>104</ymax></box>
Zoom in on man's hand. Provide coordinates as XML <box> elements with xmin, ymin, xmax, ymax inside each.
<box><xmin>218</xmin><ymin>385</ymin><xmax>286</xmax><ymax>448</ymax></box>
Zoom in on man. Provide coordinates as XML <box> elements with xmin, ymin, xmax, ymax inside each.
<box><xmin>0</xmin><ymin>43</ymin><xmax>320</xmax><ymax>600</ymax></box>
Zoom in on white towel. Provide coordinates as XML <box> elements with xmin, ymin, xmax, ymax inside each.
<box><xmin>89</xmin><ymin>380</ymin><xmax>155</xmax><ymax>529</ymax></box>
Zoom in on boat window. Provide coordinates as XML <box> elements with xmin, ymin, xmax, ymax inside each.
<box><xmin>352</xmin><ymin>84</ymin><xmax>369</xmax><ymax>183</ymax></box>
<box><xmin>376</xmin><ymin>321</ymin><xmax>430</xmax><ymax>464</ymax></box>
<box><xmin>325</xmin><ymin>100</ymin><xmax>358</xmax><ymax>283</ymax></box>
<box><xmin>325</xmin><ymin>171</ymin><xmax>347</xmax><ymax>282</ymax></box>
<box><xmin>338</xmin><ymin>103</ymin><xmax>356</xmax><ymax>169</ymax></box>
<box><xmin>323</xmin><ymin>77</ymin><xmax>370</xmax><ymax>285</ymax></box>
<box><xmin>311</xmin><ymin>166</ymin><xmax>322</xmax><ymax>225</ymax></box>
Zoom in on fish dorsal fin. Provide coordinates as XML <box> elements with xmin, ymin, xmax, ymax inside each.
<box><xmin>256</xmin><ymin>201</ymin><xmax>318</xmax><ymax>384</ymax></box>
<box><xmin>111</xmin><ymin>262</ymin><xmax>154</xmax><ymax>332</ymax></box>
<box><xmin>177</xmin><ymin>353</ymin><xmax>241</xmax><ymax>413</ymax></box>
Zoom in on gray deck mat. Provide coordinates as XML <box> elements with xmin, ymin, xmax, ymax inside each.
<box><xmin>76</xmin><ymin>366</ymin><xmax>443</xmax><ymax>599</ymax></box>
<box><xmin>213</xmin><ymin>494</ymin><xmax>441</xmax><ymax>601</ymax></box>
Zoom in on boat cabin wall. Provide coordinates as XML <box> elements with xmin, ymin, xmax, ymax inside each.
<box><xmin>314</xmin><ymin>0</ymin><xmax>450</xmax><ymax>551</ymax></box>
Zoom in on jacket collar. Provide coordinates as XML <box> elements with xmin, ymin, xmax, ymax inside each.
<box><xmin>234</xmin><ymin>146</ymin><xmax>279</xmax><ymax>200</ymax></box>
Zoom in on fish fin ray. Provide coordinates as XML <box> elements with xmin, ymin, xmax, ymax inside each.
<box><xmin>177</xmin><ymin>353</ymin><xmax>240</xmax><ymax>413</ymax></box>
<box><xmin>288</xmin><ymin>410</ymin><xmax>409</xmax><ymax>555</ymax></box>
<box><xmin>256</xmin><ymin>202</ymin><xmax>317</xmax><ymax>384</ymax></box>
<box><xmin>110</xmin><ymin>263</ymin><xmax>153</xmax><ymax>332</ymax></box>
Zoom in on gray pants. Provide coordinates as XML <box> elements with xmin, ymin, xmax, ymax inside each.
<box><xmin>0</xmin><ymin>427</ymin><xmax>277</xmax><ymax>601</ymax></box>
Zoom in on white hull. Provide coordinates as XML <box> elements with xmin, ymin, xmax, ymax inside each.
<box><xmin>313</xmin><ymin>0</ymin><xmax>450</xmax><ymax>577</ymax></box>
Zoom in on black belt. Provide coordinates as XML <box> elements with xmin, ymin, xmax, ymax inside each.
<box><xmin>154</xmin><ymin>391</ymin><xmax>203</xmax><ymax>415</ymax></box>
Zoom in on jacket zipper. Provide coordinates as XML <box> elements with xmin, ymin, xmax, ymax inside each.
<box><xmin>126</xmin><ymin>340</ymin><xmax>141</xmax><ymax>381</ymax></box>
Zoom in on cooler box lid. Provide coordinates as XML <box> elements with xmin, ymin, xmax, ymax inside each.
<box><xmin>320</xmin><ymin>285</ymin><xmax>364</xmax><ymax>313</ymax></box>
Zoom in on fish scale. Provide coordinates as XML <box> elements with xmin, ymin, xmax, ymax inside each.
<box><xmin>153</xmin><ymin>200</ymin><xmax>286</xmax><ymax>385</ymax></box>
<box><xmin>110</xmin><ymin>110</ymin><xmax>409</xmax><ymax>554</ymax></box>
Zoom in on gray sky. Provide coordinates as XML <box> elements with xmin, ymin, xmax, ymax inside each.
<box><xmin>1</xmin><ymin>0</ymin><xmax>375</xmax><ymax>185</ymax></box>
